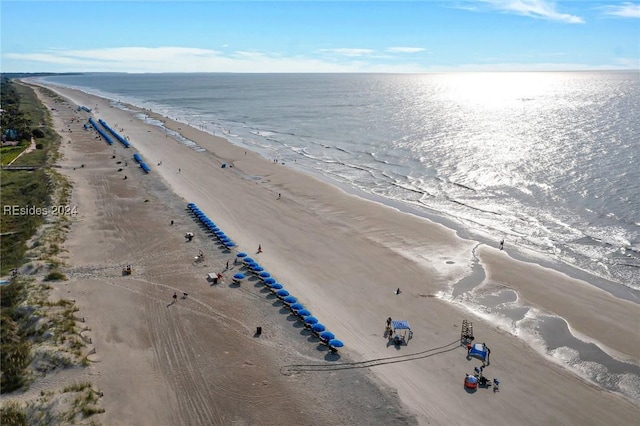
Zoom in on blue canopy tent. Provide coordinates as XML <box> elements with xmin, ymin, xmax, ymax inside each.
<box><xmin>469</xmin><ymin>343</ymin><xmax>488</xmax><ymax>362</ymax></box>
<box><xmin>391</xmin><ymin>320</ymin><xmax>413</xmax><ymax>345</ymax></box>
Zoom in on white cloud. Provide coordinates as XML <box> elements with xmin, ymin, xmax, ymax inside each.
<box><xmin>477</xmin><ymin>0</ymin><xmax>585</xmax><ymax>23</ymax></box>
<box><xmin>386</xmin><ymin>47</ymin><xmax>428</xmax><ymax>54</ymax></box>
<box><xmin>3</xmin><ymin>46</ymin><xmax>412</xmax><ymax>73</ymax></box>
<box><xmin>602</xmin><ymin>2</ymin><xmax>640</xmax><ymax>18</ymax></box>
<box><xmin>3</xmin><ymin>46</ymin><xmax>636</xmax><ymax>74</ymax></box>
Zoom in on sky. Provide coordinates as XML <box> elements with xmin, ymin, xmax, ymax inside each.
<box><xmin>1</xmin><ymin>1</ymin><xmax>639</xmax><ymax>73</ymax></box>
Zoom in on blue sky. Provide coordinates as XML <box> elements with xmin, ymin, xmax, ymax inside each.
<box><xmin>1</xmin><ymin>1</ymin><xmax>639</xmax><ymax>73</ymax></box>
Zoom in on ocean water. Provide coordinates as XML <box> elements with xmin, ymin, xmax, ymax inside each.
<box><xmin>40</xmin><ymin>72</ymin><xmax>640</xmax><ymax>401</ymax></box>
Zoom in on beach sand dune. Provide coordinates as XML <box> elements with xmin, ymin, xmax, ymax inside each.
<box><xmin>30</xmin><ymin>83</ymin><xmax>640</xmax><ymax>425</ymax></box>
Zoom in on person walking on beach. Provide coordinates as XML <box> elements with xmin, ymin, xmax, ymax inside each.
<box><xmin>226</xmin><ymin>260</ymin><xmax>229</xmax><ymax>270</ymax></box>
<box><xmin>499</xmin><ymin>239</ymin><xmax>504</xmax><ymax>250</ymax></box>
<box><xmin>258</xmin><ymin>244</ymin><xmax>262</xmax><ymax>253</ymax></box>
<box><xmin>173</xmin><ymin>292</ymin><xmax>177</xmax><ymax>302</ymax></box>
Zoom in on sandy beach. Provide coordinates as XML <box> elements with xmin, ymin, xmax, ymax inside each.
<box><xmin>26</xmin><ymin>82</ymin><xmax>639</xmax><ymax>425</ymax></box>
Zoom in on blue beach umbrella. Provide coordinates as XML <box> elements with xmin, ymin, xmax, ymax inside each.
<box><xmin>233</xmin><ymin>273</ymin><xmax>245</xmax><ymax>280</ymax></box>
<box><xmin>328</xmin><ymin>339</ymin><xmax>344</xmax><ymax>348</ymax></box>
<box><xmin>224</xmin><ymin>242</ymin><xmax>236</xmax><ymax>248</ymax></box>
<box><xmin>320</xmin><ymin>331</ymin><xmax>335</xmax><ymax>341</ymax></box>
<box><xmin>264</xmin><ymin>277</ymin><xmax>276</xmax><ymax>285</ymax></box>
<box><xmin>311</xmin><ymin>323</ymin><xmax>326</xmax><ymax>333</ymax></box>
<box><xmin>251</xmin><ymin>266</ymin><xmax>264</xmax><ymax>273</ymax></box>
<box><xmin>283</xmin><ymin>296</ymin><xmax>297</xmax><ymax>305</ymax></box>
<box><xmin>258</xmin><ymin>271</ymin><xmax>271</xmax><ymax>279</ymax></box>
<box><xmin>290</xmin><ymin>303</ymin><xmax>305</xmax><ymax>312</ymax></box>
<box><xmin>270</xmin><ymin>283</ymin><xmax>284</xmax><ymax>290</ymax></box>
<box><xmin>276</xmin><ymin>289</ymin><xmax>289</xmax><ymax>297</ymax></box>
<box><xmin>297</xmin><ymin>309</ymin><xmax>311</xmax><ymax>317</ymax></box>
<box><xmin>243</xmin><ymin>257</ymin><xmax>254</xmax><ymax>264</ymax></box>
<box><xmin>303</xmin><ymin>316</ymin><xmax>318</xmax><ymax>325</ymax></box>
<box><xmin>236</xmin><ymin>252</ymin><xmax>248</xmax><ymax>258</ymax></box>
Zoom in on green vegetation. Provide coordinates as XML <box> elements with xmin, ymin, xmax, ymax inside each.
<box><xmin>1</xmin><ymin>77</ymin><xmax>32</xmax><ymax>143</ymax></box>
<box><xmin>1</xmin><ymin>80</ymin><xmax>80</xmax><ymax>396</ymax></box>
<box><xmin>0</xmin><ymin>383</ymin><xmax>104</xmax><ymax>425</ymax></box>
<box><xmin>1</xmin><ymin>79</ymin><xmax>65</xmax><ymax>276</ymax></box>
<box><xmin>1</xmin><ymin>169</ymin><xmax>51</xmax><ymax>275</ymax></box>
<box><xmin>0</xmin><ymin>277</ymin><xmax>31</xmax><ymax>393</ymax></box>
<box><xmin>43</xmin><ymin>270</ymin><xmax>67</xmax><ymax>281</ymax></box>
<box><xmin>0</xmin><ymin>401</ymin><xmax>28</xmax><ymax>426</ymax></box>
<box><xmin>0</xmin><ymin>80</ymin><xmax>102</xmax><ymax>421</ymax></box>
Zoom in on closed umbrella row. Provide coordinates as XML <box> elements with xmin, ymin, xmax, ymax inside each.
<box><xmin>99</xmin><ymin>118</ymin><xmax>131</xmax><ymax>148</ymax></box>
<box><xmin>132</xmin><ymin>152</ymin><xmax>150</xmax><ymax>173</ymax></box>
<box><xmin>88</xmin><ymin>117</ymin><xmax>114</xmax><ymax>145</ymax></box>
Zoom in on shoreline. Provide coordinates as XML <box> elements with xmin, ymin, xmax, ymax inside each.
<box><xmin>128</xmin><ymin>93</ymin><xmax>640</xmax><ymax>360</ymax></box>
<box><xmin>39</xmin><ymin>77</ymin><xmax>640</xmax><ymax>296</ymax></box>
<box><xmin>36</xmin><ymin>79</ymin><xmax>639</xmax><ymax>303</ymax></box>
<box><xmin>34</xmin><ymin>81</ymin><xmax>640</xmax><ymax>424</ymax></box>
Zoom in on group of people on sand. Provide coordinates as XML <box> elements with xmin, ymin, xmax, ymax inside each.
<box><xmin>172</xmin><ymin>291</ymin><xmax>188</xmax><ymax>302</ymax></box>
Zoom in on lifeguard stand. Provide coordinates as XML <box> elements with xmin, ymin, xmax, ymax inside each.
<box><xmin>461</xmin><ymin>319</ymin><xmax>474</xmax><ymax>345</ymax></box>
